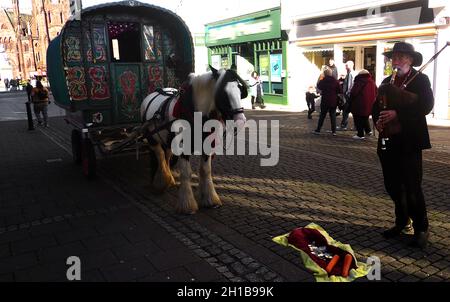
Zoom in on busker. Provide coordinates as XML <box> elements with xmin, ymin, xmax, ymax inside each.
<box><xmin>372</xmin><ymin>42</ymin><xmax>434</xmax><ymax>249</ymax></box>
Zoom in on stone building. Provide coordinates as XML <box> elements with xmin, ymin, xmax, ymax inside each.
<box><xmin>0</xmin><ymin>0</ymin><xmax>70</xmax><ymax>83</ymax></box>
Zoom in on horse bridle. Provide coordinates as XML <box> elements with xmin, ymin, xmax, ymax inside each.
<box><xmin>221</xmin><ymin>78</ymin><xmax>247</xmax><ymax>118</ymax></box>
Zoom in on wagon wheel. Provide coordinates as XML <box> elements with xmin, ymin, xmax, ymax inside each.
<box><xmin>71</xmin><ymin>129</ymin><xmax>82</xmax><ymax>165</ymax></box>
<box><xmin>81</xmin><ymin>138</ymin><xmax>96</xmax><ymax>179</ymax></box>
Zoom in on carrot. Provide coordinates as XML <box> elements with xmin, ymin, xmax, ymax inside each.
<box><xmin>325</xmin><ymin>255</ymin><xmax>340</xmax><ymax>273</ymax></box>
<box><xmin>342</xmin><ymin>253</ymin><xmax>353</xmax><ymax>277</ymax></box>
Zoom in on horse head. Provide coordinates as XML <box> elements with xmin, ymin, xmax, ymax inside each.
<box><xmin>210</xmin><ymin>65</ymin><xmax>247</xmax><ymax>124</ymax></box>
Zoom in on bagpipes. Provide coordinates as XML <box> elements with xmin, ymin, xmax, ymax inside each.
<box><xmin>377</xmin><ymin>41</ymin><xmax>450</xmax><ymax>149</ymax></box>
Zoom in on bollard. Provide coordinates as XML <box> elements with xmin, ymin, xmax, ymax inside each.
<box><xmin>25</xmin><ymin>94</ymin><xmax>35</xmax><ymax>130</ymax></box>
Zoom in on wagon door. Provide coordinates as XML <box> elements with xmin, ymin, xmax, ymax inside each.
<box><xmin>107</xmin><ymin>22</ymin><xmax>143</xmax><ymax>124</ymax></box>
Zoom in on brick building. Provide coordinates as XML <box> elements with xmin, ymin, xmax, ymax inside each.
<box><xmin>0</xmin><ymin>0</ymin><xmax>70</xmax><ymax>83</ymax></box>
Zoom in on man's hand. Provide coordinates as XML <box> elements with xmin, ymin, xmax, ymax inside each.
<box><xmin>375</xmin><ymin>120</ymin><xmax>384</xmax><ymax>133</ymax></box>
<box><xmin>379</xmin><ymin>110</ymin><xmax>398</xmax><ymax>125</ymax></box>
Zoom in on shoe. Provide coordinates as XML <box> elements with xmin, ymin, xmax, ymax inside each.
<box><xmin>252</xmin><ymin>105</ymin><xmax>256</xmax><ymax>109</ymax></box>
<box><xmin>402</xmin><ymin>218</ymin><xmax>413</xmax><ymax>233</ymax></box>
<box><xmin>260</xmin><ymin>104</ymin><xmax>266</xmax><ymax>109</ymax></box>
<box><xmin>366</xmin><ymin>131</ymin><xmax>373</xmax><ymax>136</ymax></box>
<box><xmin>336</xmin><ymin>126</ymin><xmax>347</xmax><ymax>131</ymax></box>
<box><xmin>312</xmin><ymin>130</ymin><xmax>320</xmax><ymax>135</ymax></box>
<box><xmin>382</xmin><ymin>226</ymin><xmax>404</xmax><ymax>239</ymax></box>
<box><xmin>352</xmin><ymin>135</ymin><xmax>365</xmax><ymax>140</ymax></box>
<box><xmin>409</xmin><ymin>231</ymin><xmax>429</xmax><ymax>249</ymax></box>
<box><xmin>332</xmin><ymin>132</ymin><xmax>337</xmax><ymax>136</ymax></box>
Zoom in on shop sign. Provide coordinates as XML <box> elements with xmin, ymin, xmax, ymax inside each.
<box><xmin>205</xmin><ymin>9</ymin><xmax>281</xmax><ymax>46</ymax></box>
<box><xmin>295</xmin><ymin>2</ymin><xmax>434</xmax><ymax>39</ymax></box>
<box><xmin>270</xmin><ymin>54</ymin><xmax>282</xmax><ymax>82</ymax></box>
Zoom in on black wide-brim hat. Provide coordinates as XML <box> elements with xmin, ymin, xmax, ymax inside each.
<box><xmin>382</xmin><ymin>42</ymin><xmax>423</xmax><ymax>67</ymax></box>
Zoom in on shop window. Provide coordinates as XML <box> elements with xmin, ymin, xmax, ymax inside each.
<box><xmin>343</xmin><ymin>48</ymin><xmax>355</xmax><ymax>64</ymax></box>
<box><xmin>108</xmin><ymin>22</ymin><xmax>141</xmax><ymax>62</ymax></box>
<box><xmin>363</xmin><ymin>46</ymin><xmax>376</xmax><ymax>80</ymax></box>
<box><xmin>257</xmin><ymin>49</ymin><xmax>284</xmax><ymax>95</ymax></box>
<box><xmin>304</xmin><ymin>50</ymin><xmax>334</xmax><ymax>70</ymax></box>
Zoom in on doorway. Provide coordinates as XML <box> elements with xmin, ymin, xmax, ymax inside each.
<box><xmin>363</xmin><ymin>46</ymin><xmax>376</xmax><ymax>79</ymax></box>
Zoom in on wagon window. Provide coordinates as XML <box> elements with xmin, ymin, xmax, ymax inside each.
<box><xmin>108</xmin><ymin>22</ymin><xmax>141</xmax><ymax>62</ymax></box>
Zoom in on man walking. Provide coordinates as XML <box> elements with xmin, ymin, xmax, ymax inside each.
<box><xmin>338</xmin><ymin>60</ymin><xmax>357</xmax><ymax>130</ymax></box>
<box><xmin>372</xmin><ymin>42</ymin><xmax>434</xmax><ymax>249</ymax></box>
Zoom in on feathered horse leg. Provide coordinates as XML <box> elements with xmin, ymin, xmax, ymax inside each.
<box><xmin>150</xmin><ymin>143</ymin><xmax>176</xmax><ymax>192</ymax></box>
<box><xmin>177</xmin><ymin>155</ymin><xmax>198</xmax><ymax>214</ymax></box>
<box><xmin>199</xmin><ymin>154</ymin><xmax>221</xmax><ymax>208</ymax></box>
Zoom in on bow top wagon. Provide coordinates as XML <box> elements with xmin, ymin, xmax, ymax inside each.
<box><xmin>47</xmin><ymin>0</ymin><xmax>195</xmax><ymax>178</ymax></box>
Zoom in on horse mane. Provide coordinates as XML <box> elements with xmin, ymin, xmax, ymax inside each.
<box><xmin>189</xmin><ymin>71</ymin><xmax>218</xmax><ymax>115</ymax></box>
<box><xmin>214</xmin><ymin>69</ymin><xmax>248</xmax><ymax>96</ymax></box>
<box><xmin>185</xmin><ymin>69</ymin><xmax>248</xmax><ymax>118</ymax></box>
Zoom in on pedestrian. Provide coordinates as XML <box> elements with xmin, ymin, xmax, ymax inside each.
<box><xmin>337</xmin><ymin>60</ymin><xmax>357</xmax><ymax>130</ymax></box>
<box><xmin>31</xmin><ymin>80</ymin><xmax>50</xmax><ymax>127</ymax></box>
<box><xmin>26</xmin><ymin>80</ymin><xmax>33</xmax><ymax>102</ymax></box>
<box><xmin>349</xmin><ymin>69</ymin><xmax>377</xmax><ymax>139</ymax></box>
<box><xmin>249</xmin><ymin>71</ymin><xmax>266</xmax><ymax>109</ymax></box>
<box><xmin>328</xmin><ymin>58</ymin><xmax>339</xmax><ymax>80</ymax></box>
<box><xmin>305</xmin><ymin>86</ymin><xmax>319</xmax><ymax>119</ymax></box>
<box><xmin>4</xmin><ymin>78</ymin><xmax>9</xmax><ymax>91</ymax></box>
<box><xmin>10</xmin><ymin>79</ymin><xmax>16</xmax><ymax>91</ymax></box>
<box><xmin>372</xmin><ymin>42</ymin><xmax>434</xmax><ymax>248</ymax></box>
<box><xmin>313</xmin><ymin>68</ymin><xmax>341</xmax><ymax>135</ymax></box>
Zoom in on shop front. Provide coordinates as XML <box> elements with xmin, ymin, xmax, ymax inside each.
<box><xmin>205</xmin><ymin>7</ymin><xmax>289</xmax><ymax>105</ymax></box>
<box><xmin>288</xmin><ymin>0</ymin><xmax>450</xmax><ymax>119</ymax></box>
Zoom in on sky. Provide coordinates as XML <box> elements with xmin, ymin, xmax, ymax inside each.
<box><xmin>80</xmin><ymin>0</ymin><xmax>281</xmax><ymax>32</ymax></box>
<box><xmin>0</xmin><ymin>0</ymin><xmax>281</xmax><ymax>32</ymax></box>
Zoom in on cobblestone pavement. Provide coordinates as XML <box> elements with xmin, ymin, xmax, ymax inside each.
<box><xmin>1</xmin><ymin>91</ymin><xmax>449</xmax><ymax>282</ymax></box>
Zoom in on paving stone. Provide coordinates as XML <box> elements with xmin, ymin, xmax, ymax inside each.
<box><xmin>0</xmin><ymin>253</ymin><xmax>39</xmax><ymax>274</ymax></box>
<box><xmin>101</xmin><ymin>257</ymin><xmax>156</xmax><ymax>282</ymax></box>
<box><xmin>82</xmin><ymin>234</ymin><xmax>128</xmax><ymax>251</ymax></box>
<box><xmin>11</xmin><ymin>235</ymin><xmax>58</xmax><ymax>254</ymax></box>
<box><xmin>184</xmin><ymin>260</ymin><xmax>223</xmax><ymax>282</ymax></box>
<box><xmin>146</xmin><ymin>248</ymin><xmax>201</xmax><ymax>271</ymax></box>
<box><xmin>2</xmin><ymin>111</ymin><xmax>450</xmax><ymax>282</ymax></box>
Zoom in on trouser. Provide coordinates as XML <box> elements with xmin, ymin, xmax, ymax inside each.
<box><xmin>340</xmin><ymin>96</ymin><xmax>350</xmax><ymax>127</ymax></box>
<box><xmin>307</xmin><ymin>100</ymin><xmax>315</xmax><ymax>118</ymax></box>
<box><xmin>316</xmin><ymin>104</ymin><xmax>336</xmax><ymax>132</ymax></box>
<box><xmin>256</xmin><ymin>86</ymin><xmax>264</xmax><ymax>105</ymax></box>
<box><xmin>33</xmin><ymin>103</ymin><xmax>48</xmax><ymax>125</ymax></box>
<box><xmin>378</xmin><ymin>149</ymin><xmax>429</xmax><ymax>233</ymax></box>
<box><xmin>353</xmin><ymin>115</ymin><xmax>372</xmax><ymax>137</ymax></box>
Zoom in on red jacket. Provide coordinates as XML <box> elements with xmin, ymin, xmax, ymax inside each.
<box><xmin>350</xmin><ymin>73</ymin><xmax>377</xmax><ymax>117</ymax></box>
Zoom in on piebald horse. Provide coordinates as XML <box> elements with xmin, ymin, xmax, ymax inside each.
<box><xmin>140</xmin><ymin>66</ymin><xmax>247</xmax><ymax>214</ymax></box>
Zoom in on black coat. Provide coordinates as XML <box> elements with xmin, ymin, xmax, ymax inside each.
<box><xmin>317</xmin><ymin>76</ymin><xmax>341</xmax><ymax>108</ymax></box>
<box><xmin>372</xmin><ymin>69</ymin><xmax>434</xmax><ymax>152</ymax></box>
